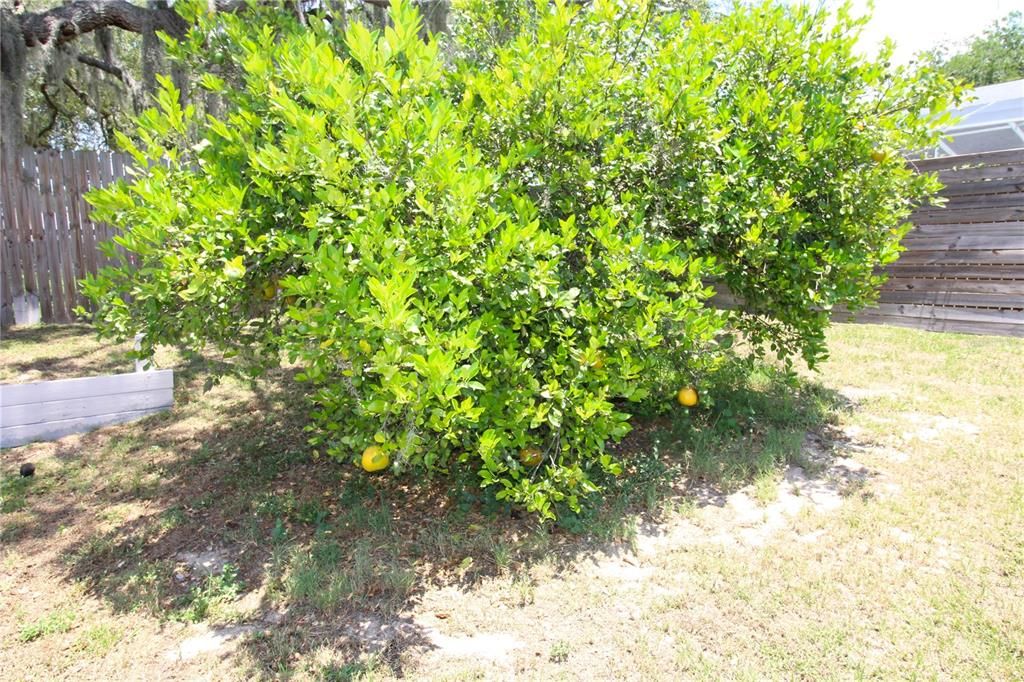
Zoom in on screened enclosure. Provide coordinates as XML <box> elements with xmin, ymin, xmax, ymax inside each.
<box><xmin>933</xmin><ymin>78</ymin><xmax>1024</xmax><ymax>157</ymax></box>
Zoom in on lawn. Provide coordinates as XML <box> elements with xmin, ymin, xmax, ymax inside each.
<box><xmin>1</xmin><ymin>323</ymin><xmax>1021</xmax><ymax>680</ymax></box>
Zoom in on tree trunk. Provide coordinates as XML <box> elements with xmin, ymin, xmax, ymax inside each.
<box><xmin>1</xmin><ymin>1</ymin><xmax>27</xmax><ymax>170</ymax></box>
<box><xmin>419</xmin><ymin>0</ymin><xmax>449</xmax><ymax>37</ymax></box>
<box><xmin>140</xmin><ymin>0</ymin><xmax>166</xmax><ymax>97</ymax></box>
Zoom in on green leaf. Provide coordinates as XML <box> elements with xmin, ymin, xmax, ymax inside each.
<box><xmin>223</xmin><ymin>256</ymin><xmax>246</xmax><ymax>280</ymax></box>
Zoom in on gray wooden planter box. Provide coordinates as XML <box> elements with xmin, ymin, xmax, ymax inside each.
<box><xmin>0</xmin><ymin>369</ymin><xmax>174</xmax><ymax>449</ymax></box>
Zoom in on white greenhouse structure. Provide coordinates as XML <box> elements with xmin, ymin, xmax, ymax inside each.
<box><xmin>933</xmin><ymin>78</ymin><xmax>1024</xmax><ymax>157</ymax></box>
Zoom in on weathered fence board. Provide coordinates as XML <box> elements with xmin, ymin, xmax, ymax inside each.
<box><xmin>937</xmin><ymin>179</ymin><xmax>1024</xmax><ymax>197</ymax></box>
<box><xmin>932</xmin><ymin>193</ymin><xmax>1024</xmax><ymax>210</ymax></box>
<box><xmin>0</xmin><ymin>369</ymin><xmax>174</xmax><ymax>449</ymax></box>
<box><xmin>881</xmin><ymin>264</ymin><xmax>1023</xmax><ymax>279</ymax></box>
<box><xmin>0</xmin><ymin>368</ymin><xmax>172</xmax><ymax>404</ymax></box>
<box><xmin>1</xmin><ymin>408</ymin><xmax>169</xmax><ymax>449</ymax></box>
<box><xmin>936</xmin><ymin>163</ymin><xmax>1023</xmax><ymax>183</ymax></box>
<box><xmin>873</xmin><ymin>291</ymin><xmax>1022</xmax><ymax>308</ymax></box>
<box><xmin>3</xmin><ymin>389</ymin><xmax>174</xmax><ymax>428</ymax></box>
<box><xmin>851</xmin><ymin>303</ymin><xmax>1024</xmax><ymax>325</ymax></box>
<box><xmin>893</xmin><ymin>249</ymin><xmax>1024</xmax><ymax>265</ymax></box>
<box><xmin>833</xmin><ymin>312</ymin><xmax>1022</xmax><ymax>337</ymax></box>
<box><xmin>898</xmin><ymin>234</ymin><xmax>1024</xmax><ymax>250</ymax></box>
<box><xmin>881</xmin><ymin>278</ymin><xmax>1024</xmax><ymax>295</ymax></box>
<box><xmin>1</xmin><ymin>149</ymin><xmax>131</xmax><ymax>327</ymax></box>
<box><xmin>911</xmin><ymin>149</ymin><xmax>1024</xmax><ymax>171</ymax></box>
<box><xmin>905</xmin><ymin>223</ymin><xmax>1023</xmax><ymax>238</ymax></box>
<box><xmin>911</xmin><ymin>205</ymin><xmax>1024</xmax><ymax>224</ymax></box>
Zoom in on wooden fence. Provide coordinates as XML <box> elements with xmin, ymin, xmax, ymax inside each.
<box><xmin>0</xmin><ymin>149</ymin><xmax>131</xmax><ymax>328</ymax></box>
<box><xmin>2</xmin><ymin>147</ymin><xmax>1023</xmax><ymax>336</ymax></box>
<box><xmin>841</xmin><ymin>148</ymin><xmax>1024</xmax><ymax>336</ymax></box>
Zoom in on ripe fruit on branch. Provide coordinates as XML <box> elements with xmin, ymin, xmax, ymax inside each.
<box><xmin>676</xmin><ymin>386</ymin><xmax>699</xmax><ymax>407</ymax></box>
<box><xmin>361</xmin><ymin>445</ymin><xmax>390</xmax><ymax>472</ymax></box>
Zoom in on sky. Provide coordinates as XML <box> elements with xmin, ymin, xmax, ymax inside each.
<box><xmin>820</xmin><ymin>0</ymin><xmax>1022</xmax><ymax>64</ymax></box>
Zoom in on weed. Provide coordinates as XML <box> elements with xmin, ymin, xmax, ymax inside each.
<box><xmin>320</xmin><ymin>654</ymin><xmax>389</xmax><ymax>681</ymax></box>
<box><xmin>752</xmin><ymin>472</ymin><xmax>780</xmax><ymax>506</ymax></box>
<box><xmin>255</xmin><ymin>490</ymin><xmax>298</xmax><ymax>520</ymax></box>
<box><xmin>366</xmin><ymin>505</ymin><xmax>393</xmax><ymax>536</ymax></box>
<box><xmin>297</xmin><ymin>498</ymin><xmax>330</xmax><ymax>529</ymax></box>
<box><xmin>159</xmin><ymin>506</ymin><xmax>187</xmax><ymax>530</ymax></box>
<box><xmin>416</xmin><ymin>518</ymin><xmax>459</xmax><ymax>560</ymax></box>
<box><xmin>271</xmin><ymin>518</ymin><xmax>289</xmax><ymax>544</ymax></box>
<box><xmin>1</xmin><ymin>474</ymin><xmax>34</xmax><ymax>514</ymax></box>
<box><xmin>19</xmin><ymin>608</ymin><xmax>76</xmax><ymax>642</ymax></box>
<box><xmin>384</xmin><ymin>565</ymin><xmax>416</xmax><ymax>602</ymax></box>
<box><xmin>75</xmin><ymin>624</ymin><xmax>121</xmax><ymax>656</ymax></box>
<box><xmin>177</xmin><ymin>564</ymin><xmax>244</xmax><ymax>623</ymax></box>
<box><xmin>549</xmin><ymin>640</ymin><xmax>572</xmax><ymax>663</ymax></box>
<box><xmin>114</xmin><ymin>560</ymin><xmax>175</xmax><ymax>616</ymax></box>
<box><xmin>286</xmin><ymin>537</ymin><xmax>415</xmax><ymax>613</ymax></box>
<box><xmin>505</xmin><ymin>575</ymin><xmax>536</xmax><ymax>607</ymax></box>
<box><xmin>491</xmin><ymin>540</ymin><xmax>513</xmax><ymax>573</ymax></box>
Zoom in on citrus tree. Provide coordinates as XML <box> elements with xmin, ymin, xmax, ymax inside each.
<box><xmin>83</xmin><ymin>0</ymin><xmax>957</xmax><ymax>517</ymax></box>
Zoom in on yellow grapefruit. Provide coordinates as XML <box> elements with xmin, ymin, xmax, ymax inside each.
<box><xmin>361</xmin><ymin>445</ymin><xmax>389</xmax><ymax>472</ymax></box>
<box><xmin>677</xmin><ymin>386</ymin><xmax>699</xmax><ymax>407</ymax></box>
<box><xmin>870</xmin><ymin>149</ymin><xmax>888</xmax><ymax>163</ymax></box>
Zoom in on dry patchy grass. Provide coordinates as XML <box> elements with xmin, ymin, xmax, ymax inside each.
<box><xmin>0</xmin><ymin>323</ymin><xmax>1021</xmax><ymax>680</ymax></box>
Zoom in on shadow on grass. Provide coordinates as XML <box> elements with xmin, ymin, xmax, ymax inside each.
<box><xmin>0</xmin><ymin>337</ymin><xmax>854</xmax><ymax>679</ymax></box>
<box><xmin>0</xmin><ymin>324</ymin><xmax>94</xmax><ymax>346</ymax></box>
<box><xmin>0</xmin><ymin>323</ymin><xmax>135</xmax><ymax>382</ymax></box>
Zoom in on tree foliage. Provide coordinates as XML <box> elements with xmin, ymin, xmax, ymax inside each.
<box><xmin>82</xmin><ymin>0</ymin><xmax>957</xmax><ymax>517</ymax></box>
<box><xmin>1</xmin><ymin>0</ymin><xmax>447</xmax><ymax>155</ymax></box>
<box><xmin>927</xmin><ymin>11</ymin><xmax>1024</xmax><ymax>87</ymax></box>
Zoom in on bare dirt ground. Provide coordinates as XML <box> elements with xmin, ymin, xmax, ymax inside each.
<box><xmin>1</xmin><ymin>323</ymin><xmax>1021</xmax><ymax>680</ymax></box>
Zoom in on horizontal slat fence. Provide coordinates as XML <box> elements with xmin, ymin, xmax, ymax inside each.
<box><xmin>1</xmin><ymin>149</ymin><xmax>132</xmax><ymax>328</ymax></box>
<box><xmin>847</xmin><ymin>148</ymin><xmax>1024</xmax><ymax>336</ymax></box>
<box><xmin>711</xmin><ymin>148</ymin><xmax>1024</xmax><ymax>337</ymax></box>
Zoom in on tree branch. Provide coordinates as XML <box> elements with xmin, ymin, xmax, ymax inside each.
<box><xmin>34</xmin><ymin>83</ymin><xmax>63</xmax><ymax>143</ymax></box>
<box><xmin>20</xmin><ymin>0</ymin><xmax>191</xmax><ymax>47</ymax></box>
<box><xmin>18</xmin><ymin>0</ymin><xmax>441</xmax><ymax>50</ymax></box>
<box><xmin>76</xmin><ymin>53</ymin><xmax>123</xmax><ymax>79</ymax></box>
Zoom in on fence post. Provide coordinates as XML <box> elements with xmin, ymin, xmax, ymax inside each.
<box><xmin>133</xmin><ymin>333</ymin><xmax>152</xmax><ymax>372</ymax></box>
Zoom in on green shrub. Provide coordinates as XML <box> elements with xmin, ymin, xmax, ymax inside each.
<box><xmin>83</xmin><ymin>0</ymin><xmax>956</xmax><ymax>517</ymax></box>
<box><xmin>452</xmin><ymin>0</ymin><xmax>960</xmax><ymax>366</ymax></box>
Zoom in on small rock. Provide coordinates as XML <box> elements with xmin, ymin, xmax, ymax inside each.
<box><xmin>419</xmin><ymin>627</ymin><xmax>524</xmax><ymax>661</ymax></box>
<box><xmin>165</xmin><ymin>625</ymin><xmax>257</xmax><ymax>662</ymax></box>
<box><xmin>784</xmin><ymin>466</ymin><xmax>808</xmax><ymax>483</ymax></box>
<box><xmin>177</xmin><ymin>549</ymin><xmax>229</xmax><ymax>577</ymax></box>
<box><xmin>262</xmin><ymin>610</ymin><xmax>287</xmax><ymax>625</ymax></box>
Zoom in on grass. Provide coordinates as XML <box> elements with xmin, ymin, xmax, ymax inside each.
<box><xmin>75</xmin><ymin>623</ymin><xmax>121</xmax><ymax>656</ymax></box>
<box><xmin>0</xmin><ymin>324</ymin><xmax>178</xmax><ymax>383</ymax></box>
<box><xmin>19</xmin><ymin>607</ymin><xmax>76</xmax><ymax>642</ymax></box>
<box><xmin>176</xmin><ymin>564</ymin><xmax>245</xmax><ymax>624</ymax></box>
<box><xmin>1</xmin><ymin>323</ymin><xmax>1022</xmax><ymax>680</ymax></box>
